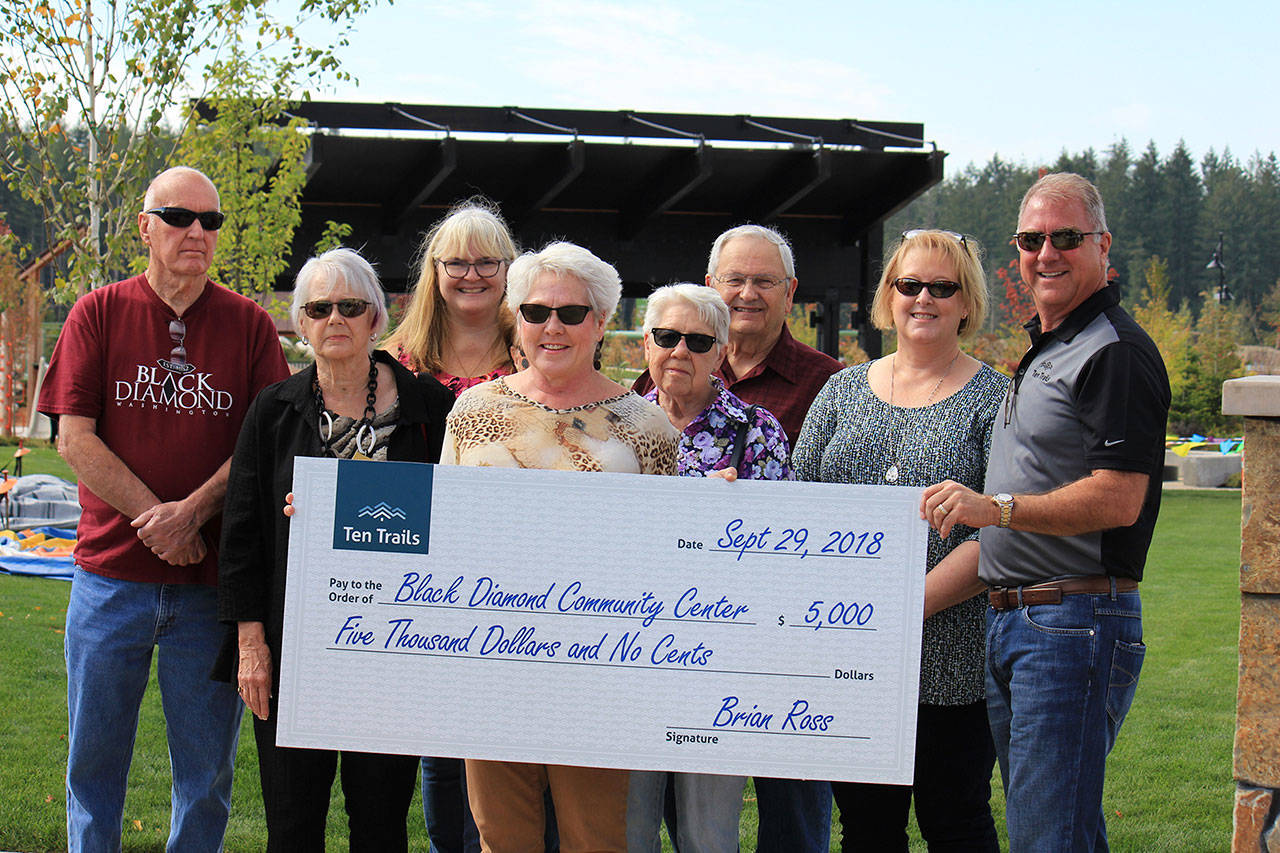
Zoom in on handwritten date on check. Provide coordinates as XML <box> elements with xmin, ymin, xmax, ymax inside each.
<box><xmin>276</xmin><ymin>458</ymin><xmax>927</xmax><ymax>784</ymax></box>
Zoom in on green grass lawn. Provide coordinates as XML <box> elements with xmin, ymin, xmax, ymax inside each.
<box><xmin>0</xmin><ymin>489</ymin><xmax>1241</xmax><ymax>851</ymax></box>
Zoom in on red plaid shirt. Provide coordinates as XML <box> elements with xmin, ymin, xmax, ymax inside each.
<box><xmin>634</xmin><ymin>324</ymin><xmax>843</xmax><ymax>445</ymax></box>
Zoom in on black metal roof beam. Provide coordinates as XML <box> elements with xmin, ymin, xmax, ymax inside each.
<box><xmin>840</xmin><ymin>151</ymin><xmax>944</xmax><ymax>238</ymax></box>
<box><xmin>383</xmin><ymin>137</ymin><xmax>457</xmax><ymax>234</ymax></box>
<box><xmin>279</xmin><ymin>102</ymin><xmax>926</xmax><ymax>149</ymax></box>
<box><xmin>618</xmin><ymin>145</ymin><xmax>714</xmax><ymax>240</ymax></box>
<box><xmin>742</xmin><ymin>148</ymin><xmax>832</xmax><ymax>224</ymax></box>
<box><xmin>507</xmin><ymin>139</ymin><xmax>586</xmax><ymax>223</ymax></box>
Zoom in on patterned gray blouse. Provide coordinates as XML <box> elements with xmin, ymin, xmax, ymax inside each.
<box><xmin>792</xmin><ymin>360</ymin><xmax>1010</xmax><ymax>705</ymax></box>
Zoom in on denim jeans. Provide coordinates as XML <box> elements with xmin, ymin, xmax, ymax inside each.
<box><xmin>986</xmin><ymin>589</ymin><xmax>1145</xmax><ymax>853</ymax></box>
<box><xmin>65</xmin><ymin>568</ymin><xmax>242</xmax><ymax>852</ymax></box>
<box><xmin>753</xmin><ymin>777</ymin><xmax>832</xmax><ymax>853</ymax></box>
<box><xmin>421</xmin><ymin>756</ymin><xmax>481</xmax><ymax>853</ymax></box>
<box><xmin>832</xmin><ymin>701</ymin><xmax>997</xmax><ymax>852</ymax></box>
<box><xmin>627</xmin><ymin>771</ymin><xmax>745</xmax><ymax>853</ymax></box>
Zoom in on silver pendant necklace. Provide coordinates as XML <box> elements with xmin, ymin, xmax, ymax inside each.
<box><xmin>884</xmin><ymin>351</ymin><xmax>960</xmax><ymax>483</ymax></box>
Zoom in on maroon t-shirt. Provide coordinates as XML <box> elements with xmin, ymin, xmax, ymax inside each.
<box><xmin>39</xmin><ymin>274</ymin><xmax>290</xmax><ymax>585</ymax></box>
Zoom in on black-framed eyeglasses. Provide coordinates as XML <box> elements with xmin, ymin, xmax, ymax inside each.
<box><xmin>902</xmin><ymin>229</ymin><xmax>973</xmax><ymax>254</ymax></box>
<box><xmin>168</xmin><ymin>318</ymin><xmax>187</xmax><ymax>365</ymax></box>
<box><xmin>650</xmin><ymin>328</ymin><xmax>718</xmax><ymax>353</ymax></box>
<box><xmin>712</xmin><ymin>273</ymin><xmax>790</xmax><ymax>291</ymax></box>
<box><xmin>518</xmin><ymin>303</ymin><xmax>592</xmax><ymax>325</ymax></box>
<box><xmin>1011</xmin><ymin>229</ymin><xmax>1104</xmax><ymax>252</ymax></box>
<box><xmin>892</xmin><ymin>278</ymin><xmax>962</xmax><ymax>299</ymax></box>
<box><xmin>144</xmin><ymin>207</ymin><xmax>225</xmax><ymax>231</ymax></box>
<box><xmin>439</xmin><ymin>258</ymin><xmax>504</xmax><ymax>279</ymax></box>
<box><xmin>302</xmin><ymin>299</ymin><xmax>371</xmax><ymax>320</ymax></box>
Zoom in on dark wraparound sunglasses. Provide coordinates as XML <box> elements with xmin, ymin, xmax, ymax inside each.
<box><xmin>302</xmin><ymin>299</ymin><xmax>371</xmax><ymax>320</ymax></box>
<box><xmin>518</xmin><ymin>303</ymin><xmax>592</xmax><ymax>325</ymax></box>
<box><xmin>650</xmin><ymin>328</ymin><xmax>717</xmax><ymax>353</ymax></box>
<box><xmin>1012</xmin><ymin>229</ymin><xmax>1104</xmax><ymax>252</ymax></box>
<box><xmin>892</xmin><ymin>278</ymin><xmax>961</xmax><ymax>299</ymax></box>
<box><xmin>144</xmin><ymin>207</ymin><xmax>225</xmax><ymax>231</ymax></box>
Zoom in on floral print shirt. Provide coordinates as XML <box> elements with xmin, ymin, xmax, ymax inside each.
<box><xmin>645</xmin><ymin>378</ymin><xmax>794</xmax><ymax>480</ymax></box>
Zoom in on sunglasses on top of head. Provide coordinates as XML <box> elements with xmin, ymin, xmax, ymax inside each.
<box><xmin>892</xmin><ymin>278</ymin><xmax>961</xmax><ymax>299</ymax></box>
<box><xmin>302</xmin><ymin>299</ymin><xmax>371</xmax><ymax>320</ymax></box>
<box><xmin>1011</xmin><ymin>228</ymin><xmax>1104</xmax><ymax>252</ymax></box>
<box><xmin>518</xmin><ymin>303</ymin><xmax>592</xmax><ymax>325</ymax></box>
<box><xmin>144</xmin><ymin>207</ymin><xmax>225</xmax><ymax>231</ymax></box>
<box><xmin>649</xmin><ymin>328</ymin><xmax>718</xmax><ymax>353</ymax></box>
<box><xmin>902</xmin><ymin>229</ymin><xmax>974</xmax><ymax>254</ymax></box>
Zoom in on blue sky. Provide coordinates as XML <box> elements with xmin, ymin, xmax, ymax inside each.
<box><xmin>305</xmin><ymin>0</ymin><xmax>1278</xmax><ymax>174</ymax></box>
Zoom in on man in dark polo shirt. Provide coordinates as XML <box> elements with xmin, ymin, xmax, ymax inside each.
<box><xmin>921</xmin><ymin>173</ymin><xmax>1170</xmax><ymax>852</ymax></box>
<box><xmin>633</xmin><ymin>224</ymin><xmax>843</xmax><ymax>447</ymax></box>
<box><xmin>634</xmin><ymin>224</ymin><xmax>842</xmax><ymax>851</ymax></box>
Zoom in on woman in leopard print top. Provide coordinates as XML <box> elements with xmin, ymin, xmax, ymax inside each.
<box><xmin>445</xmin><ymin>241</ymin><xmax>676</xmax><ymax>852</ymax></box>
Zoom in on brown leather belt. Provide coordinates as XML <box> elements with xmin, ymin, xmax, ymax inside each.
<box><xmin>988</xmin><ymin>577</ymin><xmax>1139</xmax><ymax>610</ymax></box>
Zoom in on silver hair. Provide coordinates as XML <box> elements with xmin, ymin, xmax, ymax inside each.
<box><xmin>642</xmin><ymin>283</ymin><xmax>730</xmax><ymax>345</ymax></box>
<box><xmin>291</xmin><ymin>247</ymin><xmax>389</xmax><ymax>342</ymax></box>
<box><xmin>506</xmin><ymin>241</ymin><xmax>622</xmax><ymax>321</ymax></box>
<box><xmin>1019</xmin><ymin>172</ymin><xmax>1109</xmax><ymax>232</ymax></box>
<box><xmin>706</xmin><ymin>224</ymin><xmax>796</xmax><ymax>279</ymax></box>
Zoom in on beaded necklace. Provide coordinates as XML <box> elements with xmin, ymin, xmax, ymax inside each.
<box><xmin>313</xmin><ymin>354</ymin><xmax>379</xmax><ymax>459</ymax></box>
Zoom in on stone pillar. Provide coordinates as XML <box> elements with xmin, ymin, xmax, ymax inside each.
<box><xmin>1224</xmin><ymin>376</ymin><xmax>1280</xmax><ymax>852</ymax></box>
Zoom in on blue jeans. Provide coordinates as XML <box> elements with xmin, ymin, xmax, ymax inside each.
<box><xmin>627</xmin><ymin>771</ymin><xmax>745</xmax><ymax>853</ymax></box>
<box><xmin>421</xmin><ymin>756</ymin><xmax>480</xmax><ymax>853</ymax></box>
<box><xmin>985</xmin><ymin>589</ymin><xmax>1145</xmax><ymax>853</ymax></box>
<box><xmin>65</xmin><ymin>568</ymin><xmax>242</xmax><ymax>852</ymax></box>
<box><xmin>753</xmin><ymin>778</ymin><xmax>831</xmax><ymax>853</ymax></box>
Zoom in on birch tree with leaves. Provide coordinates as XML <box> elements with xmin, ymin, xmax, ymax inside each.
<box><xmin>0</xmin><ymin>0</ymin><xmax>378</xmax><ymax>300</ymax></box>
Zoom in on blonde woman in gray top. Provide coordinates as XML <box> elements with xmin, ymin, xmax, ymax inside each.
<box><xmin>793</xmin><ymin>229</ymin><xmax>1007</xmax><ymax>852</ymax></box>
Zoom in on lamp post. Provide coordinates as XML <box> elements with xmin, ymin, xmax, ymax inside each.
<box><xmin>1206</xmin><ymin>232</ymin><xmax>1231</xmax><ymax>302</ymax></box>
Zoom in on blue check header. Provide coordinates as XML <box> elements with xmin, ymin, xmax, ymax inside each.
<box><xmin>332</xmin><ymin>459</ymin><xmax>432</xmax><ymax>554</ymax></box>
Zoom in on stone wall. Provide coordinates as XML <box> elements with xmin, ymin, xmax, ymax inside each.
<box><xmin>1223</xmin><ymin>376</ymin><xmax>1280</xmax><ymax>852</ymax></box>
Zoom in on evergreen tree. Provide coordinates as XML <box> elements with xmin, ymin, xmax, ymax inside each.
<box><xmin>1160</xmin><ymin>141</ymin><xmax>1203</xmax><ymax>305</ymax></box>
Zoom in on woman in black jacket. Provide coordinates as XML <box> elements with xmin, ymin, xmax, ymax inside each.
<box><xmin>218</xmin><ymin>247</ymin><xmax>453</xmax><ymax>852</ymax></box>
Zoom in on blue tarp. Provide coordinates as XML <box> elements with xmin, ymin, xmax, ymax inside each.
<box><xmin>0</xmin><ymin>524</ymin><xmax>76</xmax><ymax>581</ymax></box>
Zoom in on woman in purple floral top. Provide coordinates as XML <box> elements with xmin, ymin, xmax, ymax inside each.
<box><xmin>628</xmin><ymin>283</ymin><xmax>793</xmax><ymax>853</ymax></box>
<box><xmin>639</xmin><ymin>283</ymin><xmax>793</xmax><ymax>482</ymax></box>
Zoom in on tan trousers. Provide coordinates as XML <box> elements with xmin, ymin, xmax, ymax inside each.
<box><xmin>465</xmin><ymin>759</ymin><xmax>629</xmax><ymax>853</ymax></box>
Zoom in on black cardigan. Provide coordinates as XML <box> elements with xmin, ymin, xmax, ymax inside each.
<box><xmin>215</xmin><ymin>350</ymin><xmax>453</xmax><ymax>684</ymax></box>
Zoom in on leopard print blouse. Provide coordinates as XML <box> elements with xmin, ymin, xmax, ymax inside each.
<box><xmin>442</xmin><ymin>377</ymin><xmax>678</xmax><ymax>475</ymax></box>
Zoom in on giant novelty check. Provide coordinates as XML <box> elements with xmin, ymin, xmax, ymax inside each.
<box><xmin>277</xmin><ymin>457</ymin><xmax>927</xmax><ymax>784</ymax></box>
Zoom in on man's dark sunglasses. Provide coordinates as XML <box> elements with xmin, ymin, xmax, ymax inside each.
<box><xmin>302</xmin><ymin>299</ymin><xmax>371</xmax><ymax>320</ymax></box>
<box><xmin>518</xmin><ymin>303</ymin><xmax>592</xmax><ymax>325</ymax></box>
<box><xmin>650</xmin><ymin>328</ymin><xmax>717</xmax><ymax>353</ymax></box>
<box><xmin>144</xmin><ymin>207</ymin><xmax>225</xmax><ymax>231</ymax></box>
<box><xmin>1012</xmin><ymin>229</ymin><xmax>1104</xmax><ymax>252</ymax></box>
<box><xmin>892</xmin><ymin>278</ymin><xmax>961</xmax><ymax>299</ymax></box>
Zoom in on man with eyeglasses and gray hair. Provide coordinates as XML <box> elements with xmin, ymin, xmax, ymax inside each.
<box><xmin>920</xmin><ymin>172</ymin><xmax>1170</xmax><ymax>852</ymax></box>
<box><xmin>39</xmin><ymin>166</ymin><xmax>289</xmax><ymax>851</ymax></box>
<box><xmin>636</xmin><ymin>224</ymin><xmax>843</xmax><ymax>449</ymax></box>
<box><xmin>634</xmin><ymin>223</ymin><xmax>842</xmax><ymax>852</ymax></box>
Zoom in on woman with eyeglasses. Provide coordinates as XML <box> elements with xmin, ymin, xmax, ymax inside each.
<box><xmin>218</xmin><ymin>247</ymin><xmax>454</xmax><ymax>851</ymax></box>
<box><xmin>443</xmin><ymin>241</ymin><xmax>677</xmax><ymax>852</ymax></box>
<box><xmin>385</xmin><ymin>198</ymin><xmax>519</xmax><ymax>397</ymax></box>
<box><xmin>625</xmin><ymin>282</ymin><xmax>793</xmax><ymax>853</ymax></box>
<box><xmin>384</xmin><ymin>199</ymin><xmax>532</xmax><ymax>853</ymax></box>
<box><xmin>793</xmin><ymin>230</ymin><xmax>1008</xmax><ymax>852</ymax></box>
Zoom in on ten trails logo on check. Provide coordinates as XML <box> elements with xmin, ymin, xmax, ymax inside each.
<box><xmin>332</xmin><ymin>459</ymin><xmax>432</xmax><ymax>554</ymax></box>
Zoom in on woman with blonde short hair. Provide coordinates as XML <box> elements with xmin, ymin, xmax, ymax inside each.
<box><xmin>794</xmin><ymin>229</ymin><xmax>1006</xmax><ymax>852</ymax></box>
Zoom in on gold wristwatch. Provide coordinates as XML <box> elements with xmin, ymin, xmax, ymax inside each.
<box><xmin>992</xmin><ymin>493</ymin><xmax>1014</xmax><ymax>528</ymax></box>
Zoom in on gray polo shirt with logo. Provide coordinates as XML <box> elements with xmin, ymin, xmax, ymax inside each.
<box><xmin>979</xmin><ymin>286</ymin><xmax>1170</xmax><ymax>587</ymax></box>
